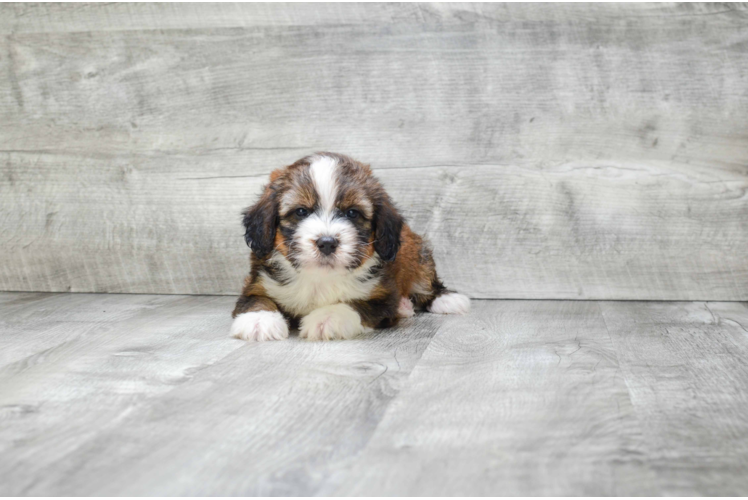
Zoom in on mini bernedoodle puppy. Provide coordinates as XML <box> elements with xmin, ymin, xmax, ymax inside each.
<box><xmin>230</xmin><ymin>152</ymin><xmax>470</xmax><ymax>341</ymax></box>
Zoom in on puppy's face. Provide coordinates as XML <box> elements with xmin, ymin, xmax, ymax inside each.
<box><xmin>243</xmin><ymin>153</ymin><xmax>403</xmax><ymax>271</ymax></box>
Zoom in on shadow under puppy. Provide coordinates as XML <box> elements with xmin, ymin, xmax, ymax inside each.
<box><xmin>231</xmin><ymin>152</ymin><xmax>470</xmax><ymax>341</ymax></box>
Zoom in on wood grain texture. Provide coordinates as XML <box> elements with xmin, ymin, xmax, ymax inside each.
<box><xmin>3</xmin><ymin>154</ymin><xmax>746</xmax><ymax>299</ymax></box>
<box><xmin>334</xmin><ymin>300</ymin><xmax>656</xmax><ymax>496</ymax></box>
<box><xmin>0</xmin><ymin>293</ymin><xmax>244</xmax><ymax>495</ymax></box>
<box><xmin>599</xmin><ymin>300</ymin><xmax>748</xmax><ymax>496</ymax></box>
<box><xmin>2</xmin><ymin>3</ymin><xmax>745</xmax><ymax>34</ymax></box>
<box><xmin>0</xmin><ymin>292</ymin><xmax>192</xmax><ymax>367</ymax></box>
<box><xmin>2</xmin><ymin>293</ymin><xmax>748</xmax><ymax>495</ymax></box>
<box><xmin>0</xmin><ymin>292</ymin><xmax>440</xmax><ymax>495</ymax></box>
<box><xmin>1</xmin><ymin>3</ymin><xmax>747</xmax><ymax>298</ymax></box>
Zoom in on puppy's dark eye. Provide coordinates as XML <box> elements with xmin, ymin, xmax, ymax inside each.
<box><xmin>295</xmin><ymin>207</ymin><xmax>310</xmax><ymax>218</ymax></box>
<box><xmin>345</xmin><ymin>209</ymin><xmax>360</xmax><ymax>220</ymax></box>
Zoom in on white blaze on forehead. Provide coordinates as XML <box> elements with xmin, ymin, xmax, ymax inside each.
<box><xmin>288</xmin><ymin>155</ymin><xmax>364</xmax><ymax>271</ymax></box>
<box><xmin>309</xmin><ymin>155</ymin><xmax>339</xmax><ymax>213</ymax></box>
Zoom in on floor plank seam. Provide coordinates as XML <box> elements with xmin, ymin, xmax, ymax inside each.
<box><xmin>595</xmin><ymin>301</ymin><xmax>653</xmax><ymax>484</ymax></box>
<box><xmin>317</xmin><ymin>318</ymin><xmax>445</xmax><ymax>495</ymax></box>
<box><xmin>706</xmin><ymin>301</ymin><xmax>748</xmax><ymax>335</ymax></box>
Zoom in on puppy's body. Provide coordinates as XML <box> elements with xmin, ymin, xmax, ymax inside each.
<box><xmin>231</xmin><ymin>153</ymin><xmax>469</xmax><ymax>341</ymax></box>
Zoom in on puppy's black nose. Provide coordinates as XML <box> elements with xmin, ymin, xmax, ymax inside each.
<box><xmin>316</xmin><ymin>236</ymin><xmax>338</xmax><ymax>256</ymax></box>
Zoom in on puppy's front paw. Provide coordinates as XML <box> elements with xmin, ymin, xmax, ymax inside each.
<box><xmin>300</xmin><ymin>304</ymin><xmax>369</xmax><ymax>341</ymax></box>
<box><xmin>230</xmin><ymin>311</ymin><xmax>289</xmax><ymax>341</ymax></box>
<box><xmin>429</xmin><ymin>293</ymin><xmax>470</xmax><ymax>315</ymax></box>
<box><xmin>397</xmin><ymin>296</ymin><xmax>415</xmax><ymax>318</ymax></box>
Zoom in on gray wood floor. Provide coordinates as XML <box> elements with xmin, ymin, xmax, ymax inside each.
<box><xmin>1</xmin><ymin>292</ymin><xmax>747</xmax><ymax>495</ymax></box>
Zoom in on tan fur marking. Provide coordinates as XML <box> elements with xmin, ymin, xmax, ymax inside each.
<box><xmin>339</xmin><ymin>189</ymin><xmax>373</xmax><ymax>219</ymax></box>
<box><xmin>274</xmin><ymin>231</ymin><xmax>289</xmax><ymax>256</ymax></box>
<box><xmin>281</xmin><ymin>182</ymin><xmax>317</xmax><ymax>214</ymax></box>
<box><xmin>269</xmin><ymin>168</ymin><xmax>285</xmax><ymax>182</ymax></box>
<box><xmin>242</xmin><ymin>296</ymin><xmax>279</xmax><ymax>313</ymax></box>
<box><xmin>368</xmin><ymin>282</ymin><xmax>392</xmax><ymax>301</ymax></box>
<box><xmin>390</xmin><ymin>225</ymin><xmax>424</xmax><ymax>298</ymax></box>
<box><xmin>232</xmin><ymin>277</ymin><xmax>280</xmax><ymax>317</ymax></box>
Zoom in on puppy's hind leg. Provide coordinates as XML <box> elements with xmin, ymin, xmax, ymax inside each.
<box><xmin>410</xmin><ymin>243</ymin><xmax>470</xmax><ymax>315</ymax></box>
<box><xmin>428</xmin><ymin>290</ymin><xmax>471</xmax><ymax>315</ymax></box>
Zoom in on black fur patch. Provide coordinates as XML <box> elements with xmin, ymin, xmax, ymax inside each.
<box><xmin>373</xmin><ymin>199</ymin><xmax>403</xmax><ymax>262</ymax></box>
<box><xmin>350</xmin><ymin>289</ymin><xmax>399</xmax><ymax>329</ymax></box>
<box><xmin>242</xmin><ymin>185</ymin><xmax>278</xmax><ymax>259</ymax></box>
<box><xmin>261</xmin><ymin>260</ymin><xmax>290</xmax><ymax>285</ymax></box>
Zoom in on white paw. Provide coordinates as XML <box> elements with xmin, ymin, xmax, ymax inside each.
<box><xmin>397</xmin><ymin>296</ymin><xmax>415</xmax><ymax>318</ymax></box>
<box><xmin>230</xmin><ymin>311</ymin><xmax>289</xmax><ymax>341</ymax></box>
<box><xmin>299</xmin><ymin>304</ymin><xmax>370</xmax><ymax>341</ymax></box>
<box><xmin>429</xmin><ymin>293</ymin><xmax>470</xmax><ymax>315</ymax></box>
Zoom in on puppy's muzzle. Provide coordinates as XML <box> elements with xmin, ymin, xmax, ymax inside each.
<box><xmin>316</xmin><ymin>236</ymin><xmax>339</xmax><ymax>256</ymax></box>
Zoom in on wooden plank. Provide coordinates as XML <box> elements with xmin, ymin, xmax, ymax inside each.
<box><xmin>3</xmin><ymin>10</ymin><xmax>748</xmax><ymax>163</ymax></box>
<box><xmin>2</xmin><ymin>3</ymin><xmax>748</xmax><ymax>299</ymax></box>
<box><xmin>1</xmin><ymin>3</ymin><xmax>743</xmax><ymax>35</ymax></box>
<box><xmin>0</xmin><ymin>292</ymin><xmax>188</xmax><ymax>367</ymax></box>
<box><xmin>334</xmin><ymin>300</ymin><xmax>657</xmax><ymax>496</ymax></box>
<box><xmin>0</xmin><ymin>293</ymin><xmax>245</xmax><ymax>494</ymax></box>
<box><xmin>599</xmin><ymin>301</ymin><xmax>748</xmax><ymax>496</ymax></box>
<box><xmin>2</xmin><ymin>153</ymin><xmax>746</xmax><ymax>299</ymax></box>
<box><xmin>3</xmin><ymin>293</ymin><xmax>748</xmax><ymax>495</ymax></box>
<box><xmin>0</xmin><ymin>291</ymin><xmax>441</xmax><ymax>495</ymax></box>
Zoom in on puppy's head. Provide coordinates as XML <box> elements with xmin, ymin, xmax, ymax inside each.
<box><xmin>242</xmin><ymin>153</ymin><xmax>403</xmax><ymax>270</ymax></box>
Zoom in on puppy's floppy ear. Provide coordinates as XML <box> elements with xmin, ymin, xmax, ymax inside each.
<box><xmin>242</xmin><ymin>183</ymin><xmax>279</xmax><ymax>259</ymax></box>
<box><xmin>373</xmin><ymin>196</ymin><xmax>403</xmax><ymax>262</ymax></box>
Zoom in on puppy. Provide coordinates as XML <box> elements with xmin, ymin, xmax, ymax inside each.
<box><xmin>230</xmin><ymin>152</ymin><xmax>470</xmax><ymax>341</ymax></box>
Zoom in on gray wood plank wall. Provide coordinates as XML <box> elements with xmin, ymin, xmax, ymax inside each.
<box><xmin>1</xmin><ymin>3</ymin><xmax>747</xmax><ymax>299</ymax></box>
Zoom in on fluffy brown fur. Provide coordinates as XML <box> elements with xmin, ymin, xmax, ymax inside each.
<box><xmin>230</xmin><ymin>152</ymin><xmax>467</xmax><ymax>341</ymax></box>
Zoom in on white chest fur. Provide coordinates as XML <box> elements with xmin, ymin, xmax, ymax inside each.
<box><xmin>260</xmin><ymin>253</ymin><xmax>381</xmax><ymax>316</ymax></box>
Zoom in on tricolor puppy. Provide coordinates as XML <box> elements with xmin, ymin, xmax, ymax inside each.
<box><xmin>231</xmin><ymin>152</ymin><xmax>470</xmax><ymax>341</ymax></box>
